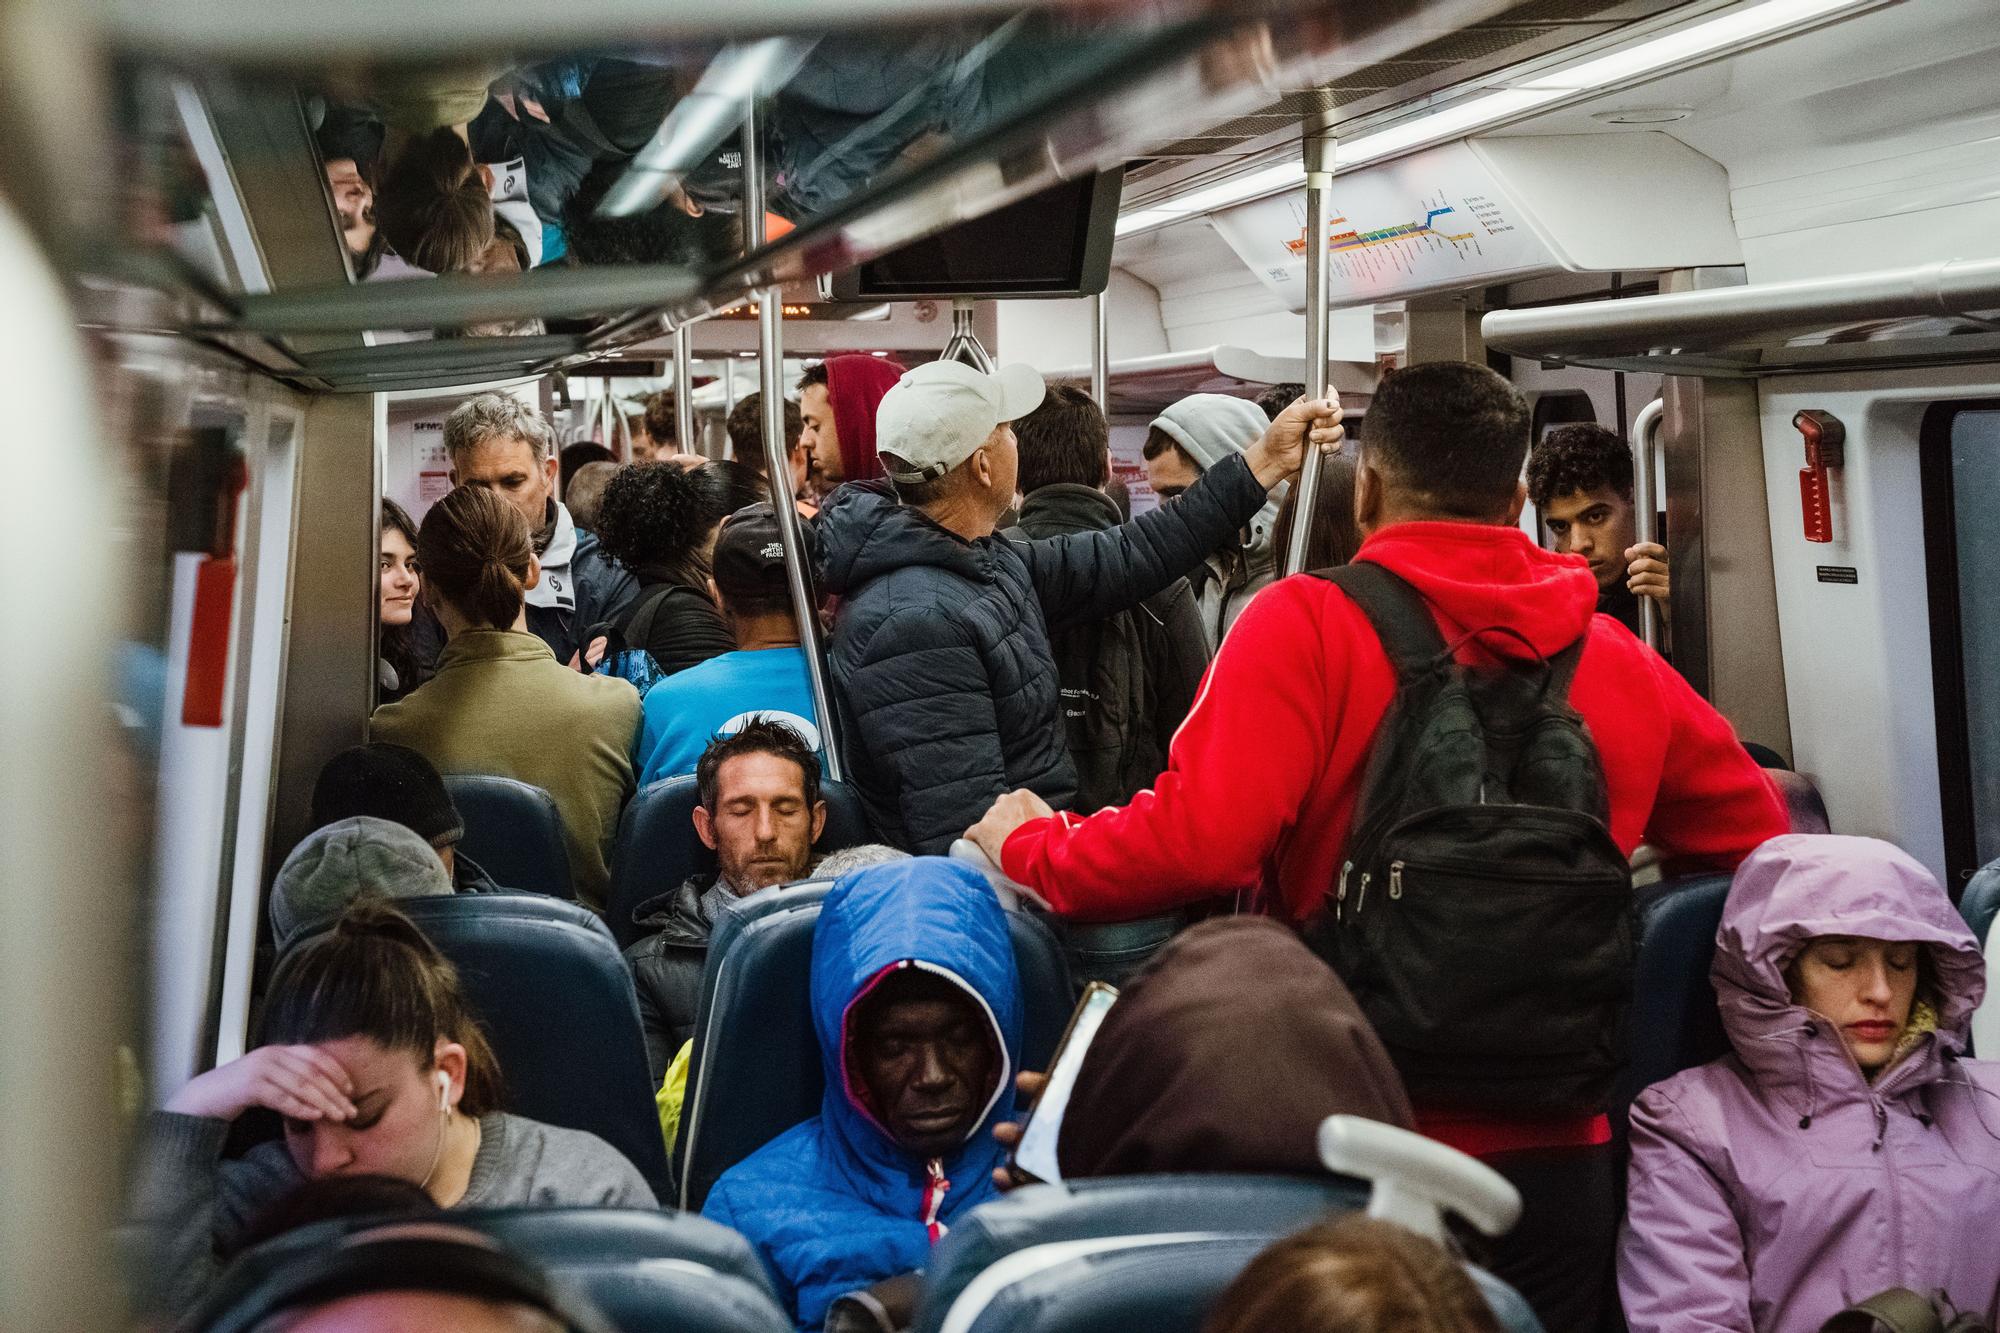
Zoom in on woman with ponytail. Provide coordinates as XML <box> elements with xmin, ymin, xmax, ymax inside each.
<box><xmin>125</xmin><ymin>897</ymin><xmax>652</xmax><ymax>1320</ymax></box>
<box><xmin>372</xmin><ymin>486</ymin><xmax>640</xmax><ymax>905</ymax></box>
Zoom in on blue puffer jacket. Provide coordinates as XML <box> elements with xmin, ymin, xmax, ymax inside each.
<box><xmin>701</xmin><ymin>860</ymin><xmax>1022</xmax><ymax>1330</ymax></box>
<box><xmin>816</xmin><ymin>452</ymin><xmax>1268</xmax><ymax>854</ymax></box>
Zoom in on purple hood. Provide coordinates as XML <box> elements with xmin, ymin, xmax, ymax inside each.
<box><xmin>1621</xmin><ymin>835</ymin><xmax>2000</xmax><ymax>1333</ymax></box>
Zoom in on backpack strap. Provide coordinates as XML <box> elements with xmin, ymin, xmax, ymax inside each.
<box><xmin>1819</xmin><ymin>1289</ymin><xmax>1953</xmax><ymax>1333</ymax></box>
<box><xmin>1312</xmin><ymin>563</ymin><xmax>1448</xmax><ymax>679</ymax></box>
<box><xmin>620</xmin><ymin>582</ymin><xmax>685</xmax><ymax>651</ymax></box>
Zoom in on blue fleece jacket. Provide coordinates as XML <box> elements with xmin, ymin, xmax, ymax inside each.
<box><xmin>701</xmin><ymin>859</ymin><xmax>1021</xmax><ymax>1330</ymax></box>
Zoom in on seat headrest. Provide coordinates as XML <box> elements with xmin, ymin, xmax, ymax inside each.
<box><xmin>440</xmin><ymin>774</ymin><xmax>574</xmax><ymax>898</ymax></box>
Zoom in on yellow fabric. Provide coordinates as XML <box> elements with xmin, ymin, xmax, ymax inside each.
<box><xmin>656</xmin><ymin>1040</ymin><xmax>693</xmax><ymax>1155</ymax></box>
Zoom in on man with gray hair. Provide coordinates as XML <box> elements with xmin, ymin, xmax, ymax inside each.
<box><xmin>443</xmin><ymin>392</ymin><xmax>638</xmax><ymax>665</ymax></box>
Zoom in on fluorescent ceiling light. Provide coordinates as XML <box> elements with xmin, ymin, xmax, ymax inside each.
<box><xmin>1514</xmin><ymin>0</ymin><xmax>1869</xmax><ymax>90</ymax></box>
<box><xmin>1338</xmin><ymin>87</ymin><xmax>1564</xmax><ymax>165</ymax></box>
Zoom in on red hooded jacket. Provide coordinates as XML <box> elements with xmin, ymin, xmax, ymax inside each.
<box><xmin>824</xmin><ymin>354</ymin><xmax>906</xmax><ymax>484</ymax></box>
<box><xmin>1000</xmin><ymin>521</ymin><xmax>1788</xmax><ymax>1154</ymax></box>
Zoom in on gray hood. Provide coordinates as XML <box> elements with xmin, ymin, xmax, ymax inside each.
<box><xmin>1151</xmin><ymin>394</ymin><xmax>1281</xmax><ymax>562</ymax></box>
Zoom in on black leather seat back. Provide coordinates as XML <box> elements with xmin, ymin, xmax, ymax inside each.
<box><xmin>394</xmin><ymin>895</ymin><xmax>670</xmax><ymax>1196</ymax></box>
<box><xmin>675</xmin><ymin>881</ymin><xmax>1074</xmax><ymax>1211</ymax></box>
<box><xmin>441</xmin><ymin>774</ymin><xmax>574</xmax><ymax>898</ymax></box>
<box><xmin>1768</xmin><ymin>769</ymin><xmax>1832</xmax><ymax>835</ymax></box>
<box><xmin>1615</xmin><ymin>874</ymin><xmax>1734</xmax><ymax>1134</ymax></box>
<box><xmin>604</xmin><ymin>775</ymin><xmax>873</xmax><ymax>948</ymax></box>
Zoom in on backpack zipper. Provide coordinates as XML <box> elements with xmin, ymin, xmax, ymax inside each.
<box><xmin>1336</xmin><ymin>861</ymin><xmax>1353</xmax><ymax>921</ymax></box>
<box><xmin>1389</xmin><ymin>860</ymin><xmax>1404</xmax><ymax>900</ymax></box>
<box><xmin>1355</xmin><ymin>871</ymin><xmax>1371</xmax><ymax>915</ymax></box>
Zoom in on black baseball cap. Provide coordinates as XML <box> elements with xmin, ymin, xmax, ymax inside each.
<box><xmin>712</xmin><ymin>502</ymin><xmax>811</xmax><ymax>606</ymax></box>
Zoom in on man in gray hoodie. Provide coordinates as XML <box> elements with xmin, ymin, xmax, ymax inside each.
<box><xmin>1142</xmin><ymin>394</ymin><xmax>1282</xmax><ymax>651</ymax></box>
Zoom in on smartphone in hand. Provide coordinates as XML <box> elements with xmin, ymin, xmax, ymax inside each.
<box><xmin>1010</xmin><ymin>982</ymin><xmax>1119</xmax><ymax>1185</ymax></box>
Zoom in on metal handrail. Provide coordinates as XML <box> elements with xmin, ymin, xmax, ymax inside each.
<box><xmin>1630</xmin><ymin>397</ymin><xmax>1664</xmax><ymax>651</ymax></box>
<box><xmin>1282</xmin><ymin>131</ymin><xmax>1336</xmax><ymax>578</ymax></box>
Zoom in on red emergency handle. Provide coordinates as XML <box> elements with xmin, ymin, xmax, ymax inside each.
<box><xmin>182</xmin><ymin>557</ymin><xmax>237</xmax><ymax>727</ymax></box>
<box><xmin>1792</xmin><ymin>410</ymin><xmax>1845</xmax><ymax>545</ymax></box>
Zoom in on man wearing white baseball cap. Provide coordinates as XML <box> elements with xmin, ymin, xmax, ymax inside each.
<box><xmin>815</xmin><ymin>357</ymin><xmax>1343</xmax><ymax>854</ymax></box>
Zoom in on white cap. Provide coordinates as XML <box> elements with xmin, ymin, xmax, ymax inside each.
<box><xmin>875</xmin><ymin>359</ymin><xmax>1047</xmax><ymax>485</ymax></box>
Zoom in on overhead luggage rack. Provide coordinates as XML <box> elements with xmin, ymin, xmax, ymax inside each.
<box><xmin>1481</xmin><ymin>257</ymin><xmax>2000</xmax><ymax>378</ymax></box>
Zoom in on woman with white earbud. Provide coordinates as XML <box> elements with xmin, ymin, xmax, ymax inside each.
<box><xmin>126</xmin><ymin>897</ymin><xmax>655</xmax><ymax>1321</ymax></box>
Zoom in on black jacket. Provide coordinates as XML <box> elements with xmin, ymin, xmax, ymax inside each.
<box><xmin>815</xmin><ymin>452</ymin><xmax>1268</xmax><ymax>854</ymax></box>
<box><xmin>615</xmin><ymin>573</ymin><xmax>737</xmax><ymax>680</ymax></box>
<box><xmin>621</xmin><ymin>875</ymin><xmax>715</xmax><ymax>1087</ymax></box>
<box><xmin>528</xmin><ymin>525</ymin><xmax>640</xmax><ymax>666</ymax></box>
<box><xmin>1006</xmin><ymin>485</ymin><xmax>1210</xmax><ymax>813</ymax></box>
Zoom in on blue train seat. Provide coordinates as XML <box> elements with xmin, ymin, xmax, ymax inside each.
<box><xmin>1615</xmin><ymin>874</ymin><xmax>1734</xmax><ymax>1134</ymax></box>
<box><xmin>674</xmin><ymin>880</ymin><xmax>1074</xmax><ymax>1211</ymax></box>
<box><xmin>604</xmin><ymin>774</ymin><xmax>873</xmax><ymax>949</ymax></box>
<box><xmin>441</xmin><ymin>774</ymin><xmax>574</xmax><ymax>898</ymax></box>
<box><xmin>910</xmin><ymin>1176</ymin><xmax>1541</xmax><ymax>1333</ymax></box>
<box><xmin>1960</xmin><ymin>859</ymin><xmax>2000</xmax><ymax>949</ymax></box>
<box><xmin>392</xmin><ymin>895</ymin><xmax>671</xmax><ymax>1197</ymax></box>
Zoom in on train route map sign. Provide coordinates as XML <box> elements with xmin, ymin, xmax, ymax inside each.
<box><xmin>1210</xmin><ymin>140</ymin><xmax>1559</xmax><ymax>311</ymax></box>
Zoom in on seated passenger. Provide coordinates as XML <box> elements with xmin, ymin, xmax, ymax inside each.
<box><xmin>1005</xmin><ymin>385</ymin><xmax>1209</xmax><ymax>813</ymax></box>
<box><xmin>1620</xmin><ymin>835</ymin><xmax>2000</xmax><ymax>1333</ymax></box>
<box><xmin>228</xmin><ymin>1173</ymin><xmax>438</xmax><ymax>1259</ymax></box>
<box><xmin>123</xmin><ymin>898</ymin><xmax>652</xmax><ymax>1320</ymax></box>
<box><xmin>1206</xmin><ymin>1215</ymin><xmax>1500</xmax><ymax>1333</ymax></box>
<box><xmin>1527</xmin><ymin>422</ymin><xmax>1669</xmax><ymax>638</ymax></box>
<box><xmin>818</xmin><ymin>363</ymin><xmax>1335</xmax><ymax>854</ymax></box>
<box><xmin>271</xmin><ymin>817</ymin><xmax>455</xmax><ymax>950</ymax></box>
<box><xmin>969</xmin><ymin>362</ymin><xmax>1787</xmax><ymax>1332</ymax></box>
<box><xmin>1141</xmin><ymin>394</ymin><xmax>1284</xmax><ymax>650</ymax></box>
<box><xmin>637</xmin><ymin>504</ymin><xmax>825</xmax><ymax>784</ymax></box>
<box><xmin>591</xmin><ymin>461</ymin><xmax>738</xmax><ymax>682</ymax></box>
<box><xmin>797</xmin><ymin>355</ymin><xmax>905</xmax><ymax>494</ymax></box>
<box><xmin>701</xmin><ymin>859</ymin><xmax>1021</xmax><ymax>1330</ymax></box>
<box><xmin>371</xmin><ymin>486</ymin><xmax>640</xmax><ymax>908</ymax></box>
<box><xmin>625</xmin><ymin>722</ymin><xmax>828</xmax><ymax>1081</ymax></box>
<box><xmin>311</xmin><ymin>742</ymin><xmax>501</xmax><ymax>893</ymax></box>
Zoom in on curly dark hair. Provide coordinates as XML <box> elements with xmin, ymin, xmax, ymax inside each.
<box><xmin>561</xmin><ymin>159</ymin><xmax>742</xmax><ymax>269</ymax></box>
<box><xmin>1255</xmin><ymin>381</ymin><xmax>1307</xmax><ymax>422</ymax></box>
<box><xmin>592</xmin><ymin>462</ymin><xmax>727</xmax><ymax>583</ymax></box>
<box><xmin>1526</xmin><ymin>422</ymin><xmax>1634</xmax><ymax>509</ymax></box>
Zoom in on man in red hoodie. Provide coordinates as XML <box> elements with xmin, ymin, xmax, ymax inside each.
<box><xmin>968</xmin><ymin>360</ymin><xmax>1786</xmax><ymax>1333</ymax></box>
<box><xmin>798</xmin><ymin>354</ymin><xmax>907</xmax><ymax>494</ymax></box>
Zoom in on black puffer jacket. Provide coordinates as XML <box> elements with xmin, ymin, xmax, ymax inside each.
<box><xmin>816</xmin><ymin>452</ymin><xmax>1267</xmax><ymax>853</ymax></box>
<box><xmin>1007</xmin><ymin>485</ymin><xmax>1211</xmax><ymax>813</ymax></box>
<box><xmin>621</xmin><ymin>874</ymin><xmax>714</xmax><ymax>1086</ymax></box>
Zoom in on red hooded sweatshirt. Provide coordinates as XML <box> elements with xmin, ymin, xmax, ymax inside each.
<box><xmin>825</xmin><ymin>354</ymin><xmax>906</xmax><ymax>484</ymax></box>
<box><xmin>1000</xmin><ymin>521</ymin><xmax>1788</xmax><ymax>1155</ymax></box>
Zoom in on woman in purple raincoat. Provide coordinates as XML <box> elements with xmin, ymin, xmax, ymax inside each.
<box><xmin>1620</xmin><ymin>834</ymin><xmax>2000</xmax><ymax>1332</ymax></box>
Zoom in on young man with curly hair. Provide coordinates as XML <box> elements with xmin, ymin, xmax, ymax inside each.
<box><xmin>1526</xmin><ymin>422</ymin><xmax>1670</xmax><ymax>635</ymax></box>
<box><xmin>591</xmin><ymin>463</ymin><xmax>738</xmax><ymax>680</ymax></box>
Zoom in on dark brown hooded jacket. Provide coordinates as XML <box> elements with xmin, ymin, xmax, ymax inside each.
<box><xmin>1057</xmin><ymin>916</ymin><xmax>1414</xmax><ymax>1179</ymax></box>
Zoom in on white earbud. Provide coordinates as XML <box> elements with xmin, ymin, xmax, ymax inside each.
<box><xmin>436</xmin><ymin>1070</ymin><xmax>451</xmax><ymax>1113</ymax></box>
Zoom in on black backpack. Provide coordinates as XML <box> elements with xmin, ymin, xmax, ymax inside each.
<box><xmin>1303</xmin><ymin>562</ymin><xmax>1637</xmax><ymax>1116</ymax></box>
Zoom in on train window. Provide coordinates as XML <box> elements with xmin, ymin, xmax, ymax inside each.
<box><xmin>1920</xmin><ymin>401</ymin><xmax>2000</xmax><ymax>887</ymax></box>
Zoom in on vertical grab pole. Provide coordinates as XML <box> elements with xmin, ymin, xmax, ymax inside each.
<box><xmin>743</xmin><ymin>102</ymin><xmax>845</xmax><ymax>780</ymax></box>
<box><xmin>1283</xmin><ymin>132</ymin><xmax>1337</xmax><ymax>577</ymax></box>
<box><xmin>1630</xmin><ymin>397</ymin><xmax>1665</xmax><ymax>651</ymax></box>
<box><xmin>1090</xmin><ymin>287</ymin><xmax>1110</xmax><ymax>410</ymax></box>
<box><xmin>673</xmin><ymin>323</ymin><xmax>697</xmax><ymax>458</ymax></box>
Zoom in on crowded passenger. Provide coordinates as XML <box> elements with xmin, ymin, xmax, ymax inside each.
<box><xmin>442</xmin><ymin>393</ymin><xmax>637</xmax><ymax>667</ymax></box>
<box><xmin>270</xmin><ymin>817</ymin><xmax>455</xmax><ymax>950</ymax></box>
<box><xmin>123</xmin><ymin>898</ymin><xmax>652</xmax><ymax>1320</ymax></box>
<box><xmin>1005</xmin><ymin>384</ymin><xmax>1209</xmax><ymax>813</ymax></box>
<box><xmin>589</xmin><ymin>460</ymin><xmax>739</xmax><ymax>684</ymax></box>
<box><xmin>701</xmin><ymin>858</ymin><xmax>1020</xmax><ymax>1331</ymax></box>
<box><xmin>1272</xmin><ymin>449</ymin><xmax>1363</xmax><ymax>573</ymax></box>
<box><xmin>636</xmin><ymin>503</ymin><xmax>826</xmax><ymax>785</ymax></box>
<box><xmin>819</xmin><ymin>361</ymin><xmax>1339</xmax><ymax>854</ymax></box>
<box><xmin>562</xmin><ymin>459</ymin><xmax>618</xmax><ymax>534</ymax></box>
<box><xmin>310</xmin><ymin>742</ymin><xmax>501</xmax><ymax>893</ymax></box>
<box><xmin>377</xmin><ymin>499</ymin><xmax>433</xmax><ymax>705</ymax></box>
<box><xmin>1206</xmin><ymin>1216</ymin><xmax>1502</xmax><ymax>1333</ymax></box>
<box><xmin>625</xmin><ymin>722</ymin><xmax>828</xmax><ymax>1081</ymax></box>
<box><xmin>797</xmin><ymin>354</ymin><xmax>905</xmax><ymax>494</ymax></box>
<box><xmin>1620</xmin><ymin>834</ymin><xmax>2000</xmax><ymax>1333</ymax></box>
<box><xmin>1141</xmin><ymin>393</ymin><xmax>1284</xmax><ymax>649</ymax></box>
<box><xmin>371</xmin><ymin>486</ymin><xmax>639</xmax><ymax>907</ymax></box>
<box><xmin>557</xmin><ymin>442</ymin><xmax>612</xmax><ymax>499</ymax></box>
<box><xmin>728</xmin><ymin>390</ymin><xmax>812</xmax><ymax>504</ymax></box>
<box><xmin>969</xmin><ymin>361</ymin><xmax>1787</xmax><ymax>1331</ymax></box>
<box><xmin>1255</xmin><ymin>380</ymin><xmax>1307</xmax><ymax>421</ymax></box>
<box><xmin>324</xmin><ymin>154</ymin><xmax>385</xmax><ymax>279</ymax></box>
<box><xmin>1527</xmin><ymin>421</ymin><xmax>1670</xmax><ymax>637</ymax></box>
<box><xmin>630</xmin><ymin>390</ymin><xmax>674</xmax><ymax>463</ymax></box>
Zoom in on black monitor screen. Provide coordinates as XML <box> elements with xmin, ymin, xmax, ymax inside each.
<box><xmin>834</xmin><ymin>170</ymin><xmax>1122</xmax><ymax>301</ymax></box>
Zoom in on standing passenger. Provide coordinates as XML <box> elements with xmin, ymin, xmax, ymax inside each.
<box><xmin>1527</xmin><ymin>422</ymin><xmax>1670</xmax><ymax>638</ymax></box>
<box><xmin>371</xmin><ymin>486</ymin><xmax>639</xmax><ymax>907</ymax></box>
<box><xmin>796</xmin><ymin>355</ymin><xmax>905</xmax><ymax>494</ymax></box>
<box><xmin>818</xmin><ymin>361</ymin><xmax>1338</xmax><ymax>854</ymax></box>
<box><xmin>727</xmin><ymin>391</ymin><xmax>811</xmax><ymax>506</ymax></box>
<box><xmin>444</xmin><ymin>393</ymin><xmax>637</xmax><ymax>667</ymax></box>
<box><xmin>1141</xmin><ymin>394</ymin><xmax>1283</xmax><ymax>649</ymax></box>
<box><xmin>1006</xmin><ymin>385</ymin><xmax>1209</xmax><ymax>813</ymax></box>
<box><xmin>377</xmin><ymin>499</ymin><xmax>432</xmax><ymax>705</ymax></box>
<box><xmin>121</xmin><ymin>898</ymin><xmax>652</xmax><ymax>1321</ymax></box>
<box><xmin>590</xmin><ymin>462</ymin><xmax>739</xmax><ymax>682</ymax></box>
<box><xmin>1620</xmin><ymin>835</ymin><xmax>2000</xmax><ymax>1333</ymax></box>
<box><xmin>968</xmin><ymin>362</ymin><xmax>1786</xmax><ymax>1332</ymax></box>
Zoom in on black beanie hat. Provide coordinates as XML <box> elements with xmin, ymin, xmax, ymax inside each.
<box><xmin>309</xmin><ymin>743</ymin><xmax>464</xmax><ymax>850</ymax></box>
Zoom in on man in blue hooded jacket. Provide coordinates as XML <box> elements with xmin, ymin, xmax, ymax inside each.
<box><xmin>702</xmin><ymin>858</ymin><xmax>1020</xmax><ymax>1330</ymax></box>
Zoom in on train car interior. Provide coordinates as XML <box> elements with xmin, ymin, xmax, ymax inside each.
<box><xmin>6</xmin><ymin>0</ymin><xmax>2000</xmax><ymax>1327</ymax></box>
